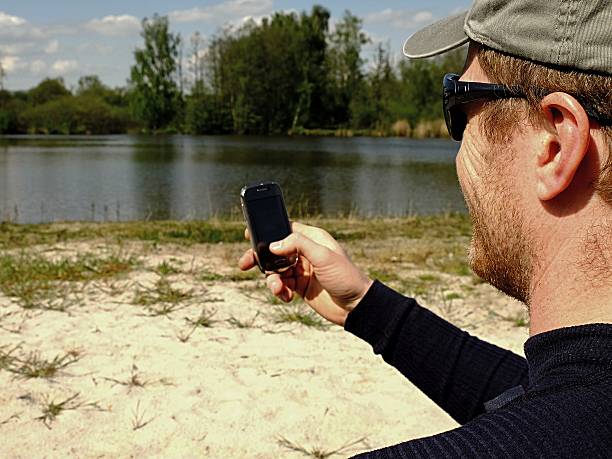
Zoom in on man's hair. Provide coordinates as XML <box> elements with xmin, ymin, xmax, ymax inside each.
<box><xmin>475</xmin><ymin>44</ymin><xmax>612</xmax><ymax>205</ymax></box>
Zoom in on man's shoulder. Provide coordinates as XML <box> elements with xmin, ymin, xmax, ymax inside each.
<box><xmin>355</xmin><ymin>380</ymin><xmax>612</xmax><ymax>458</ymax></box>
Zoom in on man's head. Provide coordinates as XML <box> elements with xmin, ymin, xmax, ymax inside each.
<box><xmin>404</xmin><ymin>1</ymin><xmax>612</xmax><ymax>306</ymax></box>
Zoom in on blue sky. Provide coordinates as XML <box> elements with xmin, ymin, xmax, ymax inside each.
<box><xmin>0</xmin><ymin>0</ymin><xmax>468</xmax><ymax>90</ymax></box>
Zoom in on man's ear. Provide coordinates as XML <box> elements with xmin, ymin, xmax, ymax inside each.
<box><xmin>536</xmin><ymin>92</ymin><xmax>591</xmax><ymax>201</ymax></box>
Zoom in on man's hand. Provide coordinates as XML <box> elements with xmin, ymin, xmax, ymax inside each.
<box><xmin>238</xmin><ymin>222</ymin><xmax>373</xmax><ymax>326</ymax></box>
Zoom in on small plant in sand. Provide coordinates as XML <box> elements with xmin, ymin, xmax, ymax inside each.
<box><xmin>227</xmin><ymin>311</ymin><xmax>261</xmax><ymax>329</ymax></box>
<box><xmin>0</xmin><ymin>413</ymin><xmax>20</xmax><ymax>426</ymax></box>
<box><xmin>6</xmin><ymin>350</ymin><xmax>80</xmax><ymax>379</ymax></box>
<box><xmin>134</xmin><ymin>278</ymin><xmax>193</xmax><ymax>316</ymax></box>
<box><xmin>103</xmin><ymin>364</ymin><xmax>148</xmax><ymax>391</ymax></box>
<box><xmin>131</xmin><ymin>400</ymin><xmax>154</xmax><ymax>431</ymax></box>
<box><xmin>277</xmin><ymin>435</ymin><xmax>368</xmax><ymax>458</ymax></box>
<box><xmin>0</xmin><ymin>343</ymin><xmax>21</xmax><ymax>370</ymax></box>
<box><xmin>36</xmin><ymin>393</ymin><xmax>103</xmax><ymax>429</ymax></box>
<box><xmin>155</xmin><ymin>260</ymin><xmax>181</xmax><ymax>276</ymax></box>
<box><xmin>273</xmin><ymin>304</ymin><xmax>328</xmax><ymax>329</ymax></box>
<box><xmin>186</xmin><ymin>307</ymin><xmax>217</xmax><ymax>328</ymax></box>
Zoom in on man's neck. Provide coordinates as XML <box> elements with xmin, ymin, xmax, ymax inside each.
<box><xmin>528</xmin><ymin>226</ymin><xmax>612</xmax><ymax>336</ymax></box>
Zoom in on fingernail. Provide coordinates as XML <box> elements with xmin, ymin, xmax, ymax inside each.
<box><xmin>271</xmin><ymin>241</ymin><xmax>282</xmax><ymax>250</ymax></box>
<box><xmin>271</xmin><ymin>281</ymin><xmax>280</xmax><ymax>290</ymax></box>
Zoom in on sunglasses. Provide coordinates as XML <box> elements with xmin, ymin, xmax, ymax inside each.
<box><xmin>442</xmin><ymin>73</ymin><xmax>612</xmax><ymax>141</ymax></box>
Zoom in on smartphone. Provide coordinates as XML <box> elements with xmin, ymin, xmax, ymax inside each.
<box><xmin>240</xmin><ymin>181</ymin><xmax>298</xmax><ymax>274</ymax></box>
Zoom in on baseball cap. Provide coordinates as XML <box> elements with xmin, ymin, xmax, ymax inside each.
<box><xmin>403</xmin><ymin>0</ymin><xmax>612</xmax><ymax>75</ymax></box>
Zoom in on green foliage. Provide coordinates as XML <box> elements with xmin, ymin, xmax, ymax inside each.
<box><xmin>20</xmin><ymin>95</ymin><xmax>129</xmax><ymax>134</ymax></box>
<box><xmin>29</xmin><ymin>78</ymin><xmax>71</xmax><ymax>106</ymax></box>
<box><xmin>0</xmin><ymin>6</ymin><xmax>467</xmax><ymax>136</ymax></box>
<box><xmin>129</xmin><ymin>14</ymin><xmax>182</xmax><ymax>131</ymax></box>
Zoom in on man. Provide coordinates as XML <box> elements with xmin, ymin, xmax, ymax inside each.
<box><xmin>240</xmin><ymin>0</ymin><xmax>612</xmax><ymax>456</ymax></box>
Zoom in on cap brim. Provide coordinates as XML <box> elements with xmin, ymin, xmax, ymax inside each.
<box><xmin>403</xmin><ymin>11</ymin><xmax>469</xmax><ymax>58</ymax></box>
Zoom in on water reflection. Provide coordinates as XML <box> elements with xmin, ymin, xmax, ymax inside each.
<box><xmin>0</xmin><ymin>135</ymin><xmax>464</xmax><ymax>223</ymax></box>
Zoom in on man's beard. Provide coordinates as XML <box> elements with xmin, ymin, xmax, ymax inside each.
<box><xmin>464</xmin><ymin>176</ymin><xmax>534</xmax><ymax>305</ymax></box>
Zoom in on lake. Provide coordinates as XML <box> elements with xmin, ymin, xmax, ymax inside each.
<box><xmin>0</xmin><ymin>135</ymin><xmax>464</xmax><ymax>223</ymax></box>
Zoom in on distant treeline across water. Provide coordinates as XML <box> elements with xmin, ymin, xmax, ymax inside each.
<box><xmin>0</xmin><ymin>6</ymin><xmax>465</xmax><ymax>138</ymax></box>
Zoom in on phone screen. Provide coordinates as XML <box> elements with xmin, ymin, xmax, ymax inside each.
<box><xmin>250</xmin><ymin>195</ymin><xmax>291</xmax><ymax>244</ymax></box>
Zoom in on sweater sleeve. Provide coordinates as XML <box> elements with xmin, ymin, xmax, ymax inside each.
<box><xmin>344</xmin><ymin>281</ymin><xmax>529</xmax><ymax>424</ymax></box>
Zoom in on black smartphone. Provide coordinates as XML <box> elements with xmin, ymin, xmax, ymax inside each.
<box><xmin>240</xmin><ymin>181</ymin><xmax>298</xmax><ymax>273</ymax></box>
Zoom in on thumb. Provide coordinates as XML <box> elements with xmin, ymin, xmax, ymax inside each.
<box><xmin>270</xmin><ymin>232</ymin><xmax>331</xmax><ymax>267</ymax></box>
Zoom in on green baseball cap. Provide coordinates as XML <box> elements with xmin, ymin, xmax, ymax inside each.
<box><xmin>403</xmin><ymin>0</ymin><xmax>612</xmax><ymax>75</ymax></box>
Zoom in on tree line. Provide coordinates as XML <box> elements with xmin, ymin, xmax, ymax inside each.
<box><xmin>0</xmin><ymin>6</ymin><xmax>465</xmax><ymax>137</ymax></box>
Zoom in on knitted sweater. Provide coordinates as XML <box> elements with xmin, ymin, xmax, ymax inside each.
<box><xmin>345</xmin><ymin>281</ymin><xmax>612</xmax><ymax>458</ymax></box>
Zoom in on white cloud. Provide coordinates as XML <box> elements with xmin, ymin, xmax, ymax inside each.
<box><xmin>169</xmin><ymin>0</ymin><xmax>274</xmax><ymax>24</ymax></box>
<box><xmin>29</xmin><ymin>60</ymin><xmax>47</xmax><ymax>74</ymax></box>
<box><xmin>0</xmin><ymin>55</ymin><xmax>27</xmax><ymax>73</ymax></box>
<box><xmin>45</xmin><ymin>40</ymin><xmax>59</xmax><ymax>54</ymax></box>
<box><xmin>51</xmin><ymin>59</ymin><xmax>78</xmax><ymax>74</ymax></box>
<box><xmin>85</xmin><ymin>14</ymin><xmax>140</xmax><ymax>36</ymax></box>
<box><xmin>0</xmin><ymin>11</ymin><xmax>44</xmax><ymax>39</ymax></box>
<box><xmin>364</xmin><ymin>8</ymin><xmax>434</xmax><ymax>30</ymax></box>
<box><xmin>0</xmin><ymin>11</ymin><xmax>26</xmax><ymax>26</ymax></box>
<box><xmin>0</xmin><ymin>42</ymin><xmax>34</xmax><ymax>55</ymax></box>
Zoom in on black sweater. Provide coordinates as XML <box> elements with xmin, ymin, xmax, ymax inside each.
<box><xmin>344</xmin><ymin>281</ymin><xmax>612</xmax><ymax>458</ymax></box>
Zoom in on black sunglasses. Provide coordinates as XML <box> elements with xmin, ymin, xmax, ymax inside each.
<box><xmin>443</xmin><ymin>73</ymin><xmax>611</xmax><ymax>141</ymax></box>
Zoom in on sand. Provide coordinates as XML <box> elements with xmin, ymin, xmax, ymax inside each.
<box><xmin>0</xmin><ymin>240</ymin><xmax>528</xmax><ymax>458</ymax></box>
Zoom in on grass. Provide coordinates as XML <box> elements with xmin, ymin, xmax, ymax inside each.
<box><xmin>155</xmin><ymin>260</ymin><xmax>181</xmax><ymax>276</ymax></box>
<box><xmin>4</xmin><ymin>349</ymin><xmax>80</xmax><ymax>379</ymax></box>
<box><xmin>0</xmin><ymin>220</ymin><xmax>247</xmax><ymax>249</ymax></box>
<box><xmin>273</xmin><ymin>304</ymin><xmax>329</xmax><ymax>329</ymax></box>
<box><xmin>103</xmin><ymin>364</ymin><xmax>148</xmax><ymax>391</ymax></box>
<box><xmin>227</xmin><ymin>312</ymin><xmax>260</xmax><ymax>329</ymax></box>
<box><xmin>200</xmin><ymin>270</ymin><xmax>259</xmax><ymax>282</ymax></box>
<box><xmin>0</xmin><ymin>252</ymin><xmax>137</xmax><ymax>309</ymax></box>
<box><xmin>131</xmin><ymin>400</ymin><xmax>154</xmax><ymax>431</ymax></box>
<box><xmin>277</xmin><ymin>436</ymin><xmax>368</xmax><ymax>458</ymax></box>
<box><xmin>36</xmin><ymin>393</ymin><xmax>103</xmax><ymax>429</ymax></box>
<box><xmin>134</xmin><ymin>278</ymin><xmax>193</xmax><ymax>315</ymax></box>
<box><xmin>186</xmin><ymin>307</ymin><xmax>217</xmax><ymax>328</ymax></box>
<box><xmin>0</xmin><ymin>215</ymin><xmax>471</xmax><ymax>249</ymax></box>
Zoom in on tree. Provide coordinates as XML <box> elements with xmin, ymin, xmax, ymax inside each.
<box><xmin>326</xmin><ymin>11</ymin><xmax>370</xmax><ymax>126</ymax></box>
<box><xmin>350</xmin><ymin>42</ymin><xmax>397</xmax><ymax>130</ymax></box>
<box><xmin>0</xmin><ymin>62</ymin><xmax>5</xmax><ymax>90</ymax></box>
<box><xmin>129</xmin><ymin>14</ymin><xmax>182</xmax><ymax>131</ymax></box>
<box><xmin>29</xmin><ymin>78</ymin><xmax>70</xmax><ymax>106</ymax></box>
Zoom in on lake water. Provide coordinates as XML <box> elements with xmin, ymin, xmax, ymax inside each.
<box><xmin>0</xmin><ymin>135</ymin><xmax>464</xmax><ymax>223</ymax></box>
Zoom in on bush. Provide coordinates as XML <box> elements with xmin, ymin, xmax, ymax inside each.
<box><xmin>20</xmin><ymin>95</ymin><xmax>129</xmax><ymax>134</ymax></box>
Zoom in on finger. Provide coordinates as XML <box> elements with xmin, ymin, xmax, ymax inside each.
<box><xmin>279</xmin><ymin>286</ymin><xmax>294</xmax><ymax>303</ymax></box>
<box><xmin>238</xmin><ymin>249</ymin><xmax>257</xmax><ymax>271</ymax></box>
<box><xmin>291</xmin><ymin>221</ymin><xmax>342</xmax><ymax>253</ymax></box>
<box><xmin>244</xmin><ymin>228</ymin><xmax>251</xmax><ymax>240</ymax></box>
<box><xmin>270</xmin><ymin>232</ymin><xmax>331</xmax><ymax>266</ymax></box>
<box><xmin>266</xmin><ymin>273</ymin><xmax>284</xmax><ymax>295</ymax></box>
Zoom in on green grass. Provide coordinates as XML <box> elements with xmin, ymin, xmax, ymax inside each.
<box><xmin>200</xmin><ymin>269</ymin><xmax>259</xmax><ymax>283</ymax></box>
<box><xmin>0</xmin><ymin>214</ymin><xmax>471</xmax><ymax>249</ymax></box>
<box><xmin>4</xmin><ymin>350</ymin><xmax>80</xmax><ymax>379</ymax></box>
<box><xmin>155</xmin><ymin>261</ymin><xmax>181</xmax><ymax>276</ymax></box>
<box><xmin>273</xmin><ymin>304</ymin><xmax>328</xmax><ymax>329</ymax></box>
<box><xmin>36</xmin><ymin>393</ymin><xmax>80</xmax><ymax>429</ymax></box>
<box><xmin>36</xmin><ymin>393</ymin><xmax>103</xmax><ymax>429</ymax></box>
<box><xmin>367</xmin><ymin>268</ymin><xmax>400</xmax><ymax>284</ymax></box>
<box><xmin>133</xmin><ymin>278</ymin><xmax>193</xmax><ymax>315</ymax></box>
<box><xmin>0</xmin><ymin>252</ymin><xmax>137</xmax><ymax>309</ymax></box>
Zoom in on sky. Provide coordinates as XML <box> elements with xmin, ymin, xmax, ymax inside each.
<box><xmin>0</xmin><ymin>0</ymin><xmax>469</xmax><ymax>91</ymax></box>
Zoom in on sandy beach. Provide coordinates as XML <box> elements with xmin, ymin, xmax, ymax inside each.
<box><xmin>0</xmin><ymin>219</ymin><xmax>528</xmax><ymax>458</ymax></box>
